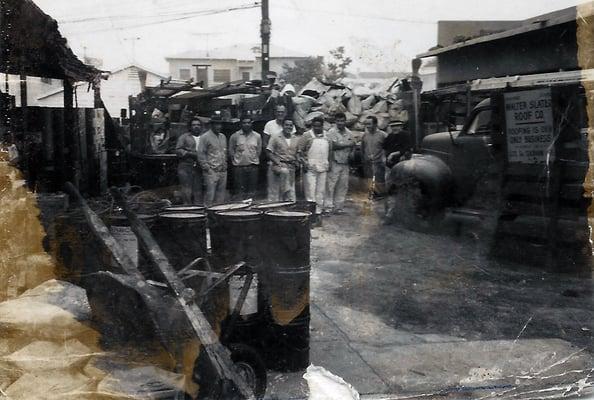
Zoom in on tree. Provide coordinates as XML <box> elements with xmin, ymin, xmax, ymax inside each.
<box><xmin>280</xmin><ymin>56</ymin><xmax>324</xmax><ymax>89</ymax></box>
<box><xmin>325</xmin><ymin>46</ymin><xmax>352</xmax><ymax>82</ymax></box>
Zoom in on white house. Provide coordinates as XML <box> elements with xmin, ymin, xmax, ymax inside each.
<box><xmin>165</xmin><ymin>44</ymin><xmax>310</xmax><ymax>87</ymax></box>
<box><xmin>33</xmin><ymin>64</ymin><xmax>168</xmax><ymax>117</ymax></box>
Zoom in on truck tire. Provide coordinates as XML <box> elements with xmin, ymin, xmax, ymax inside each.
<box><xmin>389</xmin><ymin>177</ymin><xmax>442</xmax><ymax>231</ymax></box>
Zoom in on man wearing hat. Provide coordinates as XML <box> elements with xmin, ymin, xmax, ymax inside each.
<box><xmin>197</xmin><ymin>113</ymin><xmax>228</xmax><ymax>206</ymax></box>
<box><xmin>176</xmin><ymin>117</ymin><xmax>203</xmax><ymax>204</ymax></box>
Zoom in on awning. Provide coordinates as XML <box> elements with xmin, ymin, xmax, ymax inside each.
<box><xmin>0</xmin><ymin>0</ymin><xmax>102</xmax><ymax>82</ymax></box>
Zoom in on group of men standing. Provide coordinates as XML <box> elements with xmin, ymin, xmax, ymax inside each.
<box><xmin>175</xmin><ymin>104</ymin><xmax>395</xmax><ymax>216</ymax></box>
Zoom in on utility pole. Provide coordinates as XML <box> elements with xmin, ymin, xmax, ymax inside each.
<box><xmin>260</xmin><ymin>0</ymin><xmax>270</xmax><ymax>81</ymax></box>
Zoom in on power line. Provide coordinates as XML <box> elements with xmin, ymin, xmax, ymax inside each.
<box><xmin>62</xmin><ymin>3</ymin><xmax>260</xmax><ymax>34</ymax></box>
<box><xmin>275</xmin><ymin>5</ymin><xmax>437</xmax><ymax>25</ymax></box>
<box><xmin>59</xmin><ymin>3</ymin><xmax>259</xmax><ymax>24</ymax></box>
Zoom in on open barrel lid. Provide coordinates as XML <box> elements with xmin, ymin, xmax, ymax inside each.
<box><xmin>251</xmin><ymin>201</ymin><xmax>295</xmax><ymax>210</ymax></box>
<box><xmin>215</xmin><ymin>210</ymin><xmax>262</xmax><ymax>219</ymax></box>
<box><xmin>159</xmin><ymin>211</ymin><xmax>206</xmax><ymax>220</ymax></box>
<box><xmin>207</xmin><ymin>202</ymin><xmax>251</xmax><ymax>213</ymax></box>
<box><xmin>163</xmin><ymin>205</ymin><xmax>205</xmax><ymax>213</ymax></box>
<box><xmin>264</xmin><ymin>210</ymin><xmax>311</xmax><ymax>219</ymax></box>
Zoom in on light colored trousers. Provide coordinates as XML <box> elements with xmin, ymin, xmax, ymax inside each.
<box><xmin>268</xmin><ymin>166</ymin><xmax>296</xmax><ymax>201</ymax></box>
<box><xmin>203</xmin><ymin>170</ymin><xmax>227</xmax><ymax>206</ymax></box>
<box><xmin>304</xmin><ymin>170</ymin><xmax>327</xmax><ymax>214</ymax></box>
<box><xmin>326</xmin><ymin>162</ymin><xmax>349</xmax><ymax>211</ymax></box>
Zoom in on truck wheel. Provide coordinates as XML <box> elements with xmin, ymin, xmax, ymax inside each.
<box><xmin>390</xmin><ymin>178</ymin><xmax>441</xmax><ymax>231</ymax></box>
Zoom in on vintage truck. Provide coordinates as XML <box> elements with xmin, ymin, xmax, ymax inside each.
<box><xmin>388</xmin><ymin>69</ymin><xmax>592</xmax><ymax>263</ymax></box>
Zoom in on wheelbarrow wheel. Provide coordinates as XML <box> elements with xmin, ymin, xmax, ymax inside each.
<box><xmin>194</xmin><ymin>343</ymin><xmax>267</xmax><ymax>399</ymax></box>
<box><xmin>228</xmin><ymin>343</ymin><xmax>267</xmax><ymax>399</ymax></box>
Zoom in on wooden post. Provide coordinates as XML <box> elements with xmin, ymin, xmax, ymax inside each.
<box><xmin>109</xmin><ymin>187</ymin><xmax>256</xmax><ymax>400</ymax></box>
<box><xmin>260</xmin><ymin>0</ymin><xmax>270</xmax><ymax>81</ymax></box>
<box><xmin>63</xmin><ymin>79</ymin><xmax>78</xmax><ymax>187</ymax></box>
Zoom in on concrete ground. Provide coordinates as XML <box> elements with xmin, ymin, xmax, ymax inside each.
<box><xmin>264</xmin><ymin>186</ymin><xmax>594</xmax><ymax>399</ymax></box>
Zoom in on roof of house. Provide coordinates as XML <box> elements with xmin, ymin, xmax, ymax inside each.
<box><xmin>166</xmin><ymin>44</ymin><xmax>310</xmax><ymax>60</ymax></box>
<box><xmin>36</xmin><ymin>63</ymin><xmax>168</xmax><ymax>101</ymax></box>
<box><xmin>417</xmin><ymin>3</ymin><xmax>592</xmax><ymax>58</ymax></box>
<box><xmin>108</xmin><ymin>63</ymin><xmax>169</xmax><ymax>79</ymax></box>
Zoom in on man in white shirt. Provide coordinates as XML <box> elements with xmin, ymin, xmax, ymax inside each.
<box><xmin>298</xmin><ymin>116</ymin><xmax>332</xmax><ymax>216</ymax></box>
<box><xmin>266</xmin><ymin>119</ymin><xmax>299</xmax><ymax>201</ymax></box>
<box><xmin>263</xmin><ymin>105</ymin><xmax>295</xmax><ymax>201</ymax></box>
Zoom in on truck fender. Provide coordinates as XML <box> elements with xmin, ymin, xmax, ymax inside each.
<box><xmin>387</xmin><ymin>154</ymin><xmax>454</xmax><ymax>208</ymax></box>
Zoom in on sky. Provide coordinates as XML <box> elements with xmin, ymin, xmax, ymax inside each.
<box><xmin>33</xmin><ymin>0</ymin><xmax>587</xmax><ymax>74</ymax></box>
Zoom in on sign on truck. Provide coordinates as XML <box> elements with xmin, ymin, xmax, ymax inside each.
<box><xmin>503</xmin><ymin>88</ymin><xmax>555</xmax><ymax>164</ymax></box>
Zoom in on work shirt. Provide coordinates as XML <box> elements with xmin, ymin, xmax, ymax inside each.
<box><xmin>362</xmin><ymin>129</ymin><xmax>388</xmax><ymax>163</ymax></box>
<box><xmin>299</xmin><ymin>130</ymin><xmax>331</xmax><ymax>173</ymax></box>
<box><xmin>197</xmin><ymin>129</ymin><xmax>227</xmax><ymax>172</ymax></box>
<box><xmin>229</xmin><ymin>130</ymin><xmax>262</xmax><ymax>166</ymax></box>
<box><xmin>267</xmin><ymin>133</ymin><xmax>299</xmax><ymax>170</ymax></box>
<box><xmin>326</xmin><ymin>126</ymin><xmax>354</xmax><ymax>164</ymax></box>
<box><xmin>176</xmin><ymin>132</ymin><xmax>200</xmax><ymax>165</ymax></box>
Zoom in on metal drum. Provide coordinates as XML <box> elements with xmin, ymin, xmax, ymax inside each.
<box><xmin>153</xmin><ymin>212</ymin><xmax>207</xmax><ymax>271</ymax></box>
<box><xmin>251</xmin><ymin>201</ymin><xmax>295</xmax><ymax>212</ymax></box>
<box><xmin>210</xmin><ymin>210</ymin><xmax>263</xmax><ymax>269</ymax></box>
<box><xmin>261</xmin><ymin>210</ymin><xmax>311</xmax><ymax>371</ymax></box>
<box><xmin>290</xmin><ymin>201</ymin><xmax>317</xmax><ymax>224</ymax></box>
<box><xmin>211</xmin><ymin>210</ymin><xmax>264</xmax><ymax>348</ymax></box>
<box><xmin>206</xmin><ymin>202</ymin><xmax>251</xmax><ymax>225</ymax></box>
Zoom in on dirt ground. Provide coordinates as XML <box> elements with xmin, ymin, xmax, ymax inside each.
<box><xmin>267</xmin><ymin>178</ymin><xmax>594</xmax><ymax>398</ymax></box>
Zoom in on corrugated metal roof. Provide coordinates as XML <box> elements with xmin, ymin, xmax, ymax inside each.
<box><xmin>417</xmin><ymin>4</ymin><xmax>588</xmax><ymax>58</ymax></box>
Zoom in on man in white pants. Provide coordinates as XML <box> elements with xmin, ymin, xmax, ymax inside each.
<box><xmin>298</xmin><ymin>116</ymin><xmax>331</xmax><ymax>217</ymax></box>
<box><xmin>263</xmin><ymin>105</ymin><xmax>295</xmax><ymax>201</ymax></box>
<box><xmin>325</xmin><ymin>113</ymin><xmax>354</xmax><ymax>214</ymax></box>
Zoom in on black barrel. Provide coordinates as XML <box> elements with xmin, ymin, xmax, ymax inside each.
<box><xmin>290</xmin><ymin>201</ymin><xmax>317</xmax><ymax>225</ymax></box>
<box><xmin>152</xmin><ymin>212</ymin><xmax>207</xmax><ymax>271</ymax></box>
<box><xmin>206</xmin><ymin>202</ymin><xmax>251</xmax><ymax>223</ymax></box>
<box><xmin>261</xmin><ymin>210</ymin><xmax>311</xmax><ymax>372</ymax></box>
<box><xmin>211</xmin><ymin>210</ymin><xmax>264</xmax><ymax>348</ymax></box>
<box><xmin>210</xmin><ymin>210</ymin><xmax>263</xmax><ymax>269</ymax></box>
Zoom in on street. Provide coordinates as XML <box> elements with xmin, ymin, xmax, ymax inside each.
<box><xmin>266</xmin><ymin>180</ymin><xmax>594</xmax><ymax>399</ymax></box>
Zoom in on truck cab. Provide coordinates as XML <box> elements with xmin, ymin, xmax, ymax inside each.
<box><xmin>388</xmin><ymin>73</ymin><xmax>590</xmax><ymax>229</ymax></box>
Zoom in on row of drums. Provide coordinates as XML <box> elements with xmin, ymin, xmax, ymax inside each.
<box><xmin>149</xmin><ymin>200</ymin><xmax>314</xmax><ymax>372</ymax></box>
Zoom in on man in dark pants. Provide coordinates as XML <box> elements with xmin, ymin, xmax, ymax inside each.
<box><xmin>229</xmin><ymin>116</ymin><xmax>262</xmax><ymax>200</ymax></box>
<box><xmin>176</xmin><ymin>118</ymin><xmax>203</xmax><ymax>204</ymax></box>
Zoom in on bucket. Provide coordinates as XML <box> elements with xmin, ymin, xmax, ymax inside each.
<box><xmin>261</xmin><ymin>210</ymin><xmax>311</xmax><ymax>371</ymax></box>
<box><xmin>153</xmin><ymin>212</ymin><xmax>207</xmax><ymax>272</ymax></box>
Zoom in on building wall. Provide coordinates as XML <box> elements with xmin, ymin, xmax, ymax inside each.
<box><xmin>437</xmin><ymin>20</ymin><xmax>522</xmax><ymax>47</ymax></box>
<box><xmin>27</xmin><ymin>67</ymin><xmax>165</xmax><ymax>116</ymax></box>
<box><xmin>254</xmin><ymin>57</ymin><xmax>307</xmax><ymax>77</ymax></box>
<box><xmin>167</xmin><ymin>58</ymin><xmax>256</xmax><ymax>86</ymax></box>
<box><xmin>436</xmin><ymin>22</ymin><xmax>578</xmax><ymax>87</ymax></box>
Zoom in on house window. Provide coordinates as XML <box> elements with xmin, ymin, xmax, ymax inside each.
<box><xmin>179</xmin><ymin>68</ymin><xmax>191</xmax><ymax>80</ymax></box>
<box><xmin>213</xmin><ymin>69</ymin><xmax>231</xmax><ymax>82</ymax></box>
<box><xmin>241</xmin><ymin>71</ymin><xmax>251</xmax><ymax>81</ymax></box>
